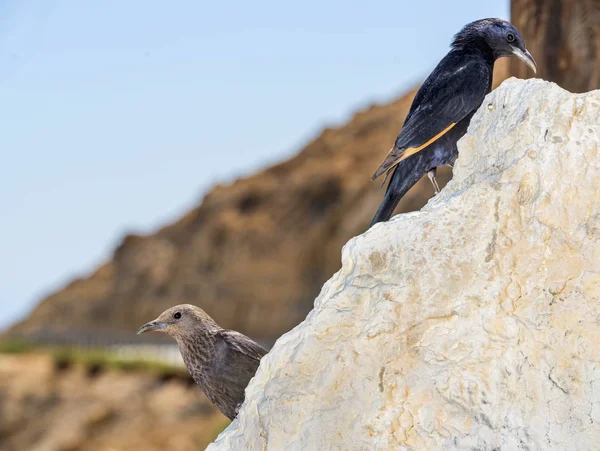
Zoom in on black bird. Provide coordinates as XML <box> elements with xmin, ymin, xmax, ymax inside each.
<box><xmin>370</xmin><ymin>18</ymin><xmax>536</xmax><ymax>226</ymax></box>
<box><xmin>137</xmin><ymin>304</ymin><xmax>267</xmax><ymax>420</ymax></box>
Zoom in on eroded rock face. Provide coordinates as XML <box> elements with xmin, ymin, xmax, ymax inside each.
<box><xmin>209</xmin><ymin>79</ymin><xmax>600</xmax><ymax>450</ymax></box>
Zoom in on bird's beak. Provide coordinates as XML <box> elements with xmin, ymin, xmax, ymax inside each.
<box><xmin>512</xmin><ymin>47</ymin><xmax>537</xmax><ymax>74</ymax></box>
<box><xmin>137</xmin><ymin>320</ymin><xmax>167</xmax><ymax>335</ymax></box>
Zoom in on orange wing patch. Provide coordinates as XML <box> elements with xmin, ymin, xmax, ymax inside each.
<box><xmin>371</xmin><ymin>122</ymin><xmax>456</xmax><ymax>181</ymax></box>
<box><xmin>397</xmin><ymin>122</ymin><xmax>457</xmax><ymax>162</ymax></box>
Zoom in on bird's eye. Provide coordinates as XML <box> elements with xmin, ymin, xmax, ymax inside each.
<box><xmin>173</xmin><ymin>312</ymin><xmax>181</xmax><ymax>320</ymax></box>
<box><xmin>507</xmin><ymin>33</ymin><xmax>515</xmax><ymax>43</ymax></box>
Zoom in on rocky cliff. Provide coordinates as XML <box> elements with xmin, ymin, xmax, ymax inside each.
<box><xmin>9</xmin><ymin>93</ymin><xmax>413</xmax><ymax>341</ymax></box>
<box><xmin>208</xmin><ymin>79</ymin><xmax>600</xmax><ymax>450</ymax></box>
<box><xmin>7</xmin><ymin>89</ymin><xmax>420</xmax><ymax>341</ymax></box>
<box><xmin>8</xmin><ymin>61</ymin><xmax>510</xmax><ymax>342</ymax></box>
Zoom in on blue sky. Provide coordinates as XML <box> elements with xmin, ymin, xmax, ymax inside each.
<box><xmin>0</xmin><ymin>0</ymin><xmax>508</xmax><ymax>329</ymax></box>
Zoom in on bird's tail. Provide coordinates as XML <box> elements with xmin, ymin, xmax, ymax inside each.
<box><xmin>369</xmin><ymin>158</ymin><xmax>429</xmax><ymax>228</ymax></box>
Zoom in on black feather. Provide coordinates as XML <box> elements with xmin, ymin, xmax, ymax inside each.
<box><xmin>369</xmin><ymin>18</ymin><xmax>534</xmax><ymax>226</ymax></box>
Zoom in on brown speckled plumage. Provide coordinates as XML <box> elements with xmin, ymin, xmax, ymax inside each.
<box><xmin>137</xmin><ymin>304</ymin><xmax>267</xmax><ymax>420</ymax></box>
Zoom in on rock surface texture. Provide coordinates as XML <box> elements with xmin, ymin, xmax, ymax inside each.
<box><xmin>209</xmin><ymin>79</ymin><xmax>600</xmax><ymax>450</ymax></box>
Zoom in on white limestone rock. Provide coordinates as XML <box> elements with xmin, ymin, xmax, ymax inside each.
<box><xmin>208</xmin><ymin>79</ymin><xmax>600</xmax><ymax>450</ymax></box>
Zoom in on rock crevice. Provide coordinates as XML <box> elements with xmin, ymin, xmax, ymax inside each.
<box><xmin>209</xmin><ymin>79</ymin><xmax>600</xmax><ymax>450</ymax></box>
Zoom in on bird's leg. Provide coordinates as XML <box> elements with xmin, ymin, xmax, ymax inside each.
<box><xmin>427</xmin><ymin>168</ymin><xmax>441</xmax><ymax>194</ymax></box>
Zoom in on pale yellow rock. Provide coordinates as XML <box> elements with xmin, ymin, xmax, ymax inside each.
<box><xmin>208</xmin><ymin>79</ymin><xmax>600</xmax><ymax>450</ymax></box>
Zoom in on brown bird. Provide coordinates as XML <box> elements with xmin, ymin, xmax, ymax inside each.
<box><xmin>137</xmin><ymin>304</ymin><xmax>267</xmax><ymax>420</ymax></box>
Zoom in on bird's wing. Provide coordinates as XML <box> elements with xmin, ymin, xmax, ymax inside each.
<box><xmin>371</xmin><ymin>59</ymin><xmax>490</xmax><ymax>180</ymax></box>
<box><xmin>218</xmin><ymin>330</ymin><xmax>268</xmax><ymax>361</ymax></box>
